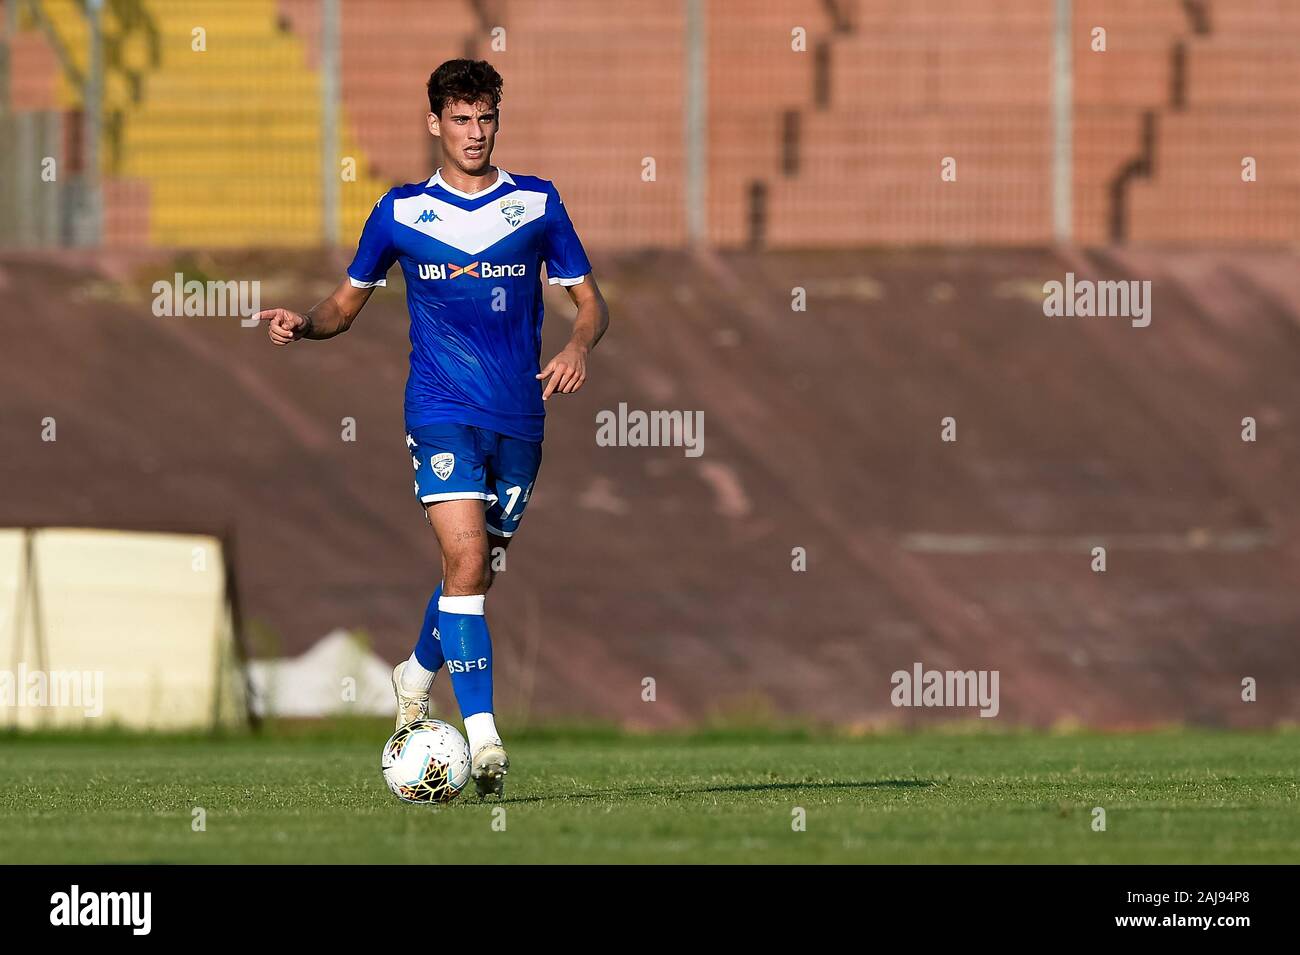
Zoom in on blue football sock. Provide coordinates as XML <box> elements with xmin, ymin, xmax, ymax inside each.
<box><xmin>412</xmin><ymin>581</ymin><xmax>445</xmax><ymax>672</ymax></box>
<box><xmin>439</xmin><ymin>593</ymin><xmax>494</xmax><ymax>719</ymax></box>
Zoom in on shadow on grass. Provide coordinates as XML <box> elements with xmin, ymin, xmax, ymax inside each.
<box><xmin>493</xmin><ymin>778</ymin><xmax>938</xmax><ymax>805</ymax></box>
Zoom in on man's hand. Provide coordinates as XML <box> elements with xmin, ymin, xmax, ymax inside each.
<box><xmin>257</xmin><ymin>308</ymin><xmax>311</xmax><ymax>345</ymax></box>
<box><xmin>257</xmin><ymin>280</ymin><xmax>375</xmax><ymax>344</ymax></box>
<box><xmin>536</xmin><ymin>342</ymin><xmax>588</xmax><ymax>400</ymax></box>
<box><xmin>535</xmin><ymin>275</ymin><xmax>609</xmax><ymax>400</ymax></box>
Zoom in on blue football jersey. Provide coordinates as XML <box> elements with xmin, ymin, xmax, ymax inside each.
<box><xmin>347</xmin><ymin>167</ymin><xmax>592</xmax><ymax>442</ymax></box>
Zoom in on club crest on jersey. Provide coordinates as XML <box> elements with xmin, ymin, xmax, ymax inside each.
<box><xmin>430</xmin><ymin>453</ymin><xmax>455</xmax><ymax>481</ymax></box>
<box><xmin>499</xmin><ymin>198</ymin><xmax>526</xmax><ymax>227</ymax></box>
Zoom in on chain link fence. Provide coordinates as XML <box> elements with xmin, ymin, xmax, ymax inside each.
<box><xmin>1</xmin><ymin>0</ymin><xmax>1296</xmax><ymax>250</ymax></box>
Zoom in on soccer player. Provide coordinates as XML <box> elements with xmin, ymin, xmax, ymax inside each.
<box><xmin>255</xmin><ymin>59</ymin><xmax>610</xmax><ymax>798</ymax></box>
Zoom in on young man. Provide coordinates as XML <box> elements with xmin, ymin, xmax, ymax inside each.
<box><xmin>256</xmin><ymin>59</ymin><xmax>610</xmax><ymax>798</ymax></box>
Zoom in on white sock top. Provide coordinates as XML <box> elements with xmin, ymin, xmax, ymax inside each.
<box><xmin>399</xmin><ymin>654</ymin><xmax>437</xmax><ymax>694</ymax></box>
<box><xmin>464</xmin><ymin>712</ymin><xmax>501</xmax><ymax>753</ymax></box>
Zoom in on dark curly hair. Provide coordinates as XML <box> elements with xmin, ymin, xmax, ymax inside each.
<box><xmin>427</xmin><ymin>59</ymin><xmax>503</xmax><ymax>117</ymax></box>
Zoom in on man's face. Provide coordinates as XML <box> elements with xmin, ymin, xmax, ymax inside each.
<box><xmin>428</xmin><ymin>98</ymin><xmax>498</xmax><ymax>174</ymax></box>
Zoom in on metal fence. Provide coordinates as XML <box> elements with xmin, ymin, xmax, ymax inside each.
<box><xmin>1</xmin><ymin>0</ymin><xmax>1297</xmax><ymax>249</ymax></box>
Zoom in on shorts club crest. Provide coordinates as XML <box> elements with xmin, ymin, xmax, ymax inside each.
<box><xmin>430</xmin><ymin>453</ymin><xmax>455</xmax><ymax>481</ymax></box>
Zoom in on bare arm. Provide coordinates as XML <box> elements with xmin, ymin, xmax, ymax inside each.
<box><xmin>256</xmin><ymin>277</ymin><xmax>376</xmax><ymax>345</ymax></box>
<box><xmin>536</xmin><ymin>274</ymin><xmax>611</xmax><ymax>400</ymax></box>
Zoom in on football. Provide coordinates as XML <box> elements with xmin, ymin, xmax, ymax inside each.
<box><xmin>381</xmin><ymin>719</ymin><xmax>472</xmax><ymax>804</ymax></box>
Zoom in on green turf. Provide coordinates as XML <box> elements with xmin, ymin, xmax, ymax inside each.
<box><xmin>1</xmin><ymin>724</ymin><xmax>1297</xmax><ymax>863</ymax></box>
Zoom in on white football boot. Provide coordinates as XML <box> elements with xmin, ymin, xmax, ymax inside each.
<box><xmin>471</xmin><ymin>741</ymin><xmax>509</xmax><ymax>798</ymax></box>
<box><xmin>391</xmin><ymin>662</ymin><xmax>431</xmax><ymax>729</ymax></box>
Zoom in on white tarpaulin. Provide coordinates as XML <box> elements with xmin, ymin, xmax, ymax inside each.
<box><xmin>0</xmin><ymin>527</ymin><xmax>248</xmax><ymax>729</ymax></box>
<box><xmin>246</xmin><ymin>629</ymin><xmax>395</xmax><ymax>718</ymax></box>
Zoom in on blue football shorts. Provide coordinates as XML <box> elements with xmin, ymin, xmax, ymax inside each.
<box><xmin>406</xmin><ymin>422</ymin><xmax>542</xmax><ymax>538</ymax></box>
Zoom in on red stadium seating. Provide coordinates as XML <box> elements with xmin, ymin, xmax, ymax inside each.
<box><xmin>3</xmin><ymin>0</ymin><xmax>1297</xmax><ymax>247</ymax></box>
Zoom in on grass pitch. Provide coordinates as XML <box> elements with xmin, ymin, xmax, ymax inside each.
<box><xmin>1</xmin><ymin>724</ymin><xmax>1296</xmax><ymax>863</ymax></box>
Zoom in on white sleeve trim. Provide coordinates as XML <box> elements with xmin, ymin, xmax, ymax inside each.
<box><xmin>349</xmin><ymin>276</ymin><xmax>387</xmax><ymax>288</ymax></box>
<box><xmin>547</xmin><ymin>272</ymin><xmax>588</xmax><ymax>287</ymax></box>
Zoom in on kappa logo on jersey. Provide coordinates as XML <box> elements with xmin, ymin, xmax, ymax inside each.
<box><xmin>417</xmin><ymin>261</ymin><xmax>528</xmax><ymax>280</ymax></box>
<box><xmin>411</xmin><ymin>455</ymin><xmax>420</xmax><ymax>471</ymax></box>
<box><xmin>430</xmin><ymin>452</ymin><xmax>455</xmax><ymax>481</ymax></box>
<box><xmin>414</xmin><ymin>209</ymin><xmax>443</xmax><ymax>224</ymax></box>
<box><xmin>499</xmin><ymin>198</ymin><xmax>526</xmax><ymax>227</ymax></box>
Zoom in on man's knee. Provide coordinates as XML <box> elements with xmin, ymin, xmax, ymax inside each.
<box><xmin>443</xmin><ymin>551</ymin><xmax>492</xmax><ymax>594</ymax></box>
